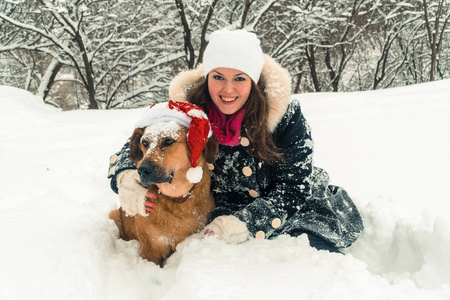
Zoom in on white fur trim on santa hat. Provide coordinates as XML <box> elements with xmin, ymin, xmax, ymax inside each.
<box><xmin>135</xmin><ymin>102</ymin><xmax>192</xmax><ymax>129</ymax></box>
<box><xmin>203</xmin><ymin>29</ymin><xmax>264</xmax><ymax>83</ymax></box>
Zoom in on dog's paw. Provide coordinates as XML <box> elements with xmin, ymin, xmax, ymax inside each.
<box><xmin>205</xmin><ymin>215</ymin><xmax>250</xmax><ymax>244</ymax></box>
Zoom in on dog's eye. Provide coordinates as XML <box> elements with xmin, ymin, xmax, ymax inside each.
<box><xmin>142</xmin><ymin>140</ymin><xmax>149</xmax><ymax>148</ymax></box>
<box><xmin>162</xmin><ymin>138</ymin><xmax>176</xmax><ymax>147</ymax></box>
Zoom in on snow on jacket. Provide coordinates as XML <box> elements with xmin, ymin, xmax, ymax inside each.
<box><xmin>108</xmin><ymin>55</ymin><xmax>363</xmax><ymax>248</ymax></box>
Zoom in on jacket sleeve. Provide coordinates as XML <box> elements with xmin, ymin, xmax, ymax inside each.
<box><xmin>107</xmin><ymin>138</ymin><xmax>137</xmax><ymax>193</ymax></box>
<box><xmin>234</xmin><ymin>100</ymin><xmax>314</xmax><ymax>239</ymax></box>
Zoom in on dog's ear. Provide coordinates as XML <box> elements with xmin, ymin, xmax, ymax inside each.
<box><xmin>130</xmin><ymin>128</ymin><xmax>145</xmax><ymax>162</ymax></box>
<box><xmin>203</xmin><ymin>137</ymin><xmax>219</xmax><ymax>164</ymax></box>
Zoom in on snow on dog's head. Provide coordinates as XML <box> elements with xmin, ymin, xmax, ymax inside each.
<box><xmin>140</xmin><ymin>121</ymin><xmax>182</xmax><ymax>154</ymax></box>
<box><xmin>136</xmin><ymin>100</ymin><xmax>212</xmax><ymax>183</ymax></box>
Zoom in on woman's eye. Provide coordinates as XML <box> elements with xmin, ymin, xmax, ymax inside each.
<box><xmin>235</xmin><ymin>76</ymin><xmax>246</xmax><ymax>82</ymax></box>
<box><xmin>142</xmin><ymin>140</ymin><xmax>149</xmax><ymax>148</ymax></box>
<box><xmin>162</xmin><ymin>138</ymin><xmax>176</xmax><ymax>147</ymax></box>
<box><xmin>213</xmin><ymin>75</ymin><xmax>224</xmax><ymax>80</ymax></box>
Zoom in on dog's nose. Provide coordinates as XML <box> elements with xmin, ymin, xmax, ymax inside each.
<box><xmin>138</xmin><ymin>164</ymin><xmax>152</xmax><ymax>182</ymax></box>
<box><xmin>138</xmin><ymin>163</ymin><xmax>173</xmax><ymax>186</ymax></box>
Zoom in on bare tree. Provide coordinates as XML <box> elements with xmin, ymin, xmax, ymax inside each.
<box><xmin>1</xmin><ymin>0</ymin><xmax>450</xmax><ymax>109</ymax></box>
<box><xmin>0</xmin><ymin>0</ymin><xmax>180</xmax><ymax>109</ymax></box>
<box><xmin>421</xmin><ymin>0</ymin><xmax>450</xmax><ymax>81</ymax></box>
<box><xmin>370</xmin><ymin>1</ymin><xmax>422</xmax><ymax>89</ymax></box>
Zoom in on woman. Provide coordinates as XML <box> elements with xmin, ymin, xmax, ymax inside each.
<box><xmin>108</xmin><ymin>29</ymin><xmax>363</xmax><ymax>252</ymax></box>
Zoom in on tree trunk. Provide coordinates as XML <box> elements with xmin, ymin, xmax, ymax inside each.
<box><xmin>175</xmin><ymin>0</ymin><xmax>195</xmax><ymax>69</ymax></box>
<box><xmin>422</xmin><ymin>0</ymin><xmax>438</xmax><ymax>82</ymax></box>
<box><xmin>305</xmin><ymin>45</ymin><xmax>321</xmax><ymax>92</ymax></box>
<box><xmin>37</xmin><ymin>58</ymin><xmax>62</xmax><ymax>101</ymax></box>
<box><xmin>197</xmin><ymin>0</ymin><xmax>219</xmax><ymax>65</ymax></box>
<box><xmin>241</xmin><ymin>0</ymin><xmax>254</xmax><ymax>28</ymax></box>
<box><xmin>294</xmin><ymin>72</ymin><xmax>302</xmax><ymax>94</ymax></box>
<box><xmin>75</xmin><ymin>31</ymin><xmax>98</xmax><ymax>109</ymax></box>
<box><xmin>325</xmin><ymin>48</ymin><xmax>339</xmax><ymax>92</ymax></box>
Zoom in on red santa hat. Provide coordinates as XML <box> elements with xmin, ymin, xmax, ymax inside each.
<box><xmin>135</xmin><ymin>100</ymin><xmax>212</xmax><ymax>183</ymax></box>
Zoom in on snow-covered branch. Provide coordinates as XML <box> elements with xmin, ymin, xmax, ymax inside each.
<box><xmin>1</xmin><ymin>0</ymin><xmax>449</xmax><ymax>108</ymax></box>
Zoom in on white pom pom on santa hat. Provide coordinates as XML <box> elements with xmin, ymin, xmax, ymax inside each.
<box><xmin>186</xmin><ymin>166</ymin><xmax>203</xmax><ymax>184</ymax></box>
<box><xmin>136</xmin><ymin>100</ymin><xmax>212</xmax><ymax>184</ymax></box>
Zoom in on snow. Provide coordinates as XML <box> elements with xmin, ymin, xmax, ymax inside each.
<box><xmin>1</xmin><ymin>81</ymin><xmax>450</xmax><ymax>299</ymax></box>
<box><xmin>187</xmin><ymin>108</ymin><xmax>208</xmax><ymax>119</ymax></box>
<box><xmin>142</xmin><ymin>122</ymin><xmax>182</xmax><ymax>153</ymax></box>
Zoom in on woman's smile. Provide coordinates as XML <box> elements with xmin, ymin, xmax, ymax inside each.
<box><xmin>220</xmin><ymin>96</ymin><xmax>237</xmax><ymax>102</ymax></box>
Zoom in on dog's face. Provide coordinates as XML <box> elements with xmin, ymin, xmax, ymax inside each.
<box><xmin>130</xmin><ymin>122</ymin><xmax>191</xmax><ymax>187</ymax></box>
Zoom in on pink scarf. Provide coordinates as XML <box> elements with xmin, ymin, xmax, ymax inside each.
<box><xmin>207</xmin><ymin>102</ymin><xmax>246</xmax><ymax>146</ymax></box>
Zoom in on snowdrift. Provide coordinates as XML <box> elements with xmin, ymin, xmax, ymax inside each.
<box><xmin>0</xmin><ymin>82</ymin><xmax>449</xmax><ymax>299</ymax></box>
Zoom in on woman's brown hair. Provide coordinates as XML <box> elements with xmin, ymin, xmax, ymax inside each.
<box><xmin>187</xmin><ymin>77</ymin><xmax>283</xmax><ymax>165</ymax></box>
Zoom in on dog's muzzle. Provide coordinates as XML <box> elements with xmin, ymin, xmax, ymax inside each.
<box><xmin>138</xmin><ymin>163</ymin><xmax>173</xmax><ymax>186</ymax></box>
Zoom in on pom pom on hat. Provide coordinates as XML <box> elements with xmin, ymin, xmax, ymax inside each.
<box><xmin>135</xmin><ymin>100</ymin><xmax>212</xmax><ymax>183</ymax></box>
<box><xmin>203</xmin><ymin>29</ymin><xmax>264</xmax><ymax>83</ymax></box>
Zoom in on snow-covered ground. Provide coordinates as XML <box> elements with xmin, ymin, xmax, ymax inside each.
<box><xmin>0</xmin><ymin>81</ymin><xmax>449</xmax><ymax>299</ymax></box>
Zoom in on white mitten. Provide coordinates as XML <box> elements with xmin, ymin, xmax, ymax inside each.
<box><xmin>116</xmin><ymin>169</ymin><xmax>148</xmax><ymax>216</ymax></box>
<box><xmin>205</xmin><ymin>215</ymin><xmax>250</xmax><ymax>244</ymax></box>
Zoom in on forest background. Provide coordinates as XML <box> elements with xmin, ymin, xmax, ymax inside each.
<box><xmin>0</xmin><ymin>0</ymin><xmax>449</xmax><ymax>110</ymax></box>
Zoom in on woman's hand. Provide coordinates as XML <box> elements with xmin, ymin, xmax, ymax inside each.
<box><xmin>204</xmin><ymin>215</ymin><xmax>250</xmax><ymax>244</ymax></box>
<box><xmin>116</xmin><ymin>169</ymin><xmax>148</xmax><ymax>216</ymax></box>
<box><xmin>204</xmin><ymin>228</ymin><xmax>214</xmax><ymax>236</ymax></box>
<box><xmin>144</xmin><ymin>191</ymin><xmax>156</xmax><ymax>214</ymax></box>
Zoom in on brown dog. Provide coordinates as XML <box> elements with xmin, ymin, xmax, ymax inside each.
<box><xmin>109</xmin><ymin>123</ymin><xmax>217</xmax><ymax>266</ymax></box>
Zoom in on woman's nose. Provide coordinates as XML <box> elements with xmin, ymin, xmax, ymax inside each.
<box><xmin>223</xmin><ymin>80</ymin><xmax>235</xmax><ymax>93</ymax></box>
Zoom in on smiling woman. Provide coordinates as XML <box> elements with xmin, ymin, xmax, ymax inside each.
<box><xmin>108</xmin><ymin>29</ymin><xmax>364</xmax><ymax>253</ymax></box>
<box><xmin>207</xmin><ymin>68</ymin><xmax>252</xmax><ymax>115</ymax></box>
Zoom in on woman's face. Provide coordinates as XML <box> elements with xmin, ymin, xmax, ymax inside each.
<box><xmin>207</xmin><ymin>68</ymin><xmax>252</xmax><ymax>115</ymax></box>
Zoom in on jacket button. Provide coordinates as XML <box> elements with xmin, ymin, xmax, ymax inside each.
<box><xmin>242</xmin><ymin>166</ymin><xmax>252</xmax><ymax>176</ymax></box>
<box><xmin>255</xmin><ymin>231</ymin><xmax>265</xmax><ymax>239</ymax></box>
<box><xmin>110</xmin><ymin>154</ymin><xmax>118</xmax><ymax>164</ymax></box>
<box><xmin>207</xmin><ymin>163</ymin><xmax>214</xmax><ymax>170</ymax></box>
<box><xmin>240</xmin><ymin>137</ymin><xmax>250</xmax><ymax>147</ymax></box>
<box><xmin>108</xmin><ymin>165</ymin><xmax>117</xmax><ymax>176</ymax></box>
<box><xmin>272</xmin><ymin>218</ymin><xmax>281</xmax><ymax>229</ymax></box>
<box><xmin>248</xmin><ymin>189</ymin><xmax>259</xmax><ymax>198</ymax></box>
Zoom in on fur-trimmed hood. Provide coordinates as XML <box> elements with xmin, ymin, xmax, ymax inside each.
<box><xmin>168</xmin><ymin>54</ymin><xmax>292</xmax><ymax>133</ymax></box>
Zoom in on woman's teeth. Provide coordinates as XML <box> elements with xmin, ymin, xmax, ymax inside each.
<box><xmin>221</xmin><ymin>96</ymin><xmax>236</xmax><ymax>102</ymax></box>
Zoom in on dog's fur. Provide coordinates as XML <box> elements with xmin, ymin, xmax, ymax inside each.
<box><xmin>109</xmin><ymin>125</ymin><xmax>217</xmax><ymax>266</ymax></box>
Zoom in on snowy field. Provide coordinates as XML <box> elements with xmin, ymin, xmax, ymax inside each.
<box><xmin>1</xmin><ymin>81</ymin><xmax>449</xmax><ymax>300</ymax></box>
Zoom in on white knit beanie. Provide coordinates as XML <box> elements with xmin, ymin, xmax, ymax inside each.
<box><xmin>203</xmin><ymin>29</ymin><xmax>264</xmax><ymax>83</ymax></box>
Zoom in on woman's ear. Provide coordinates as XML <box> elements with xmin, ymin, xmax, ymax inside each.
<box><xmin>203</xmin><ymin>137</ymin><xmax>219</xmax><ymax>164</ymax></box>
<box><xmin>130</xmin><ymin>128</ymin><xmax>145</xmax><ymax>162</ymax></box>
